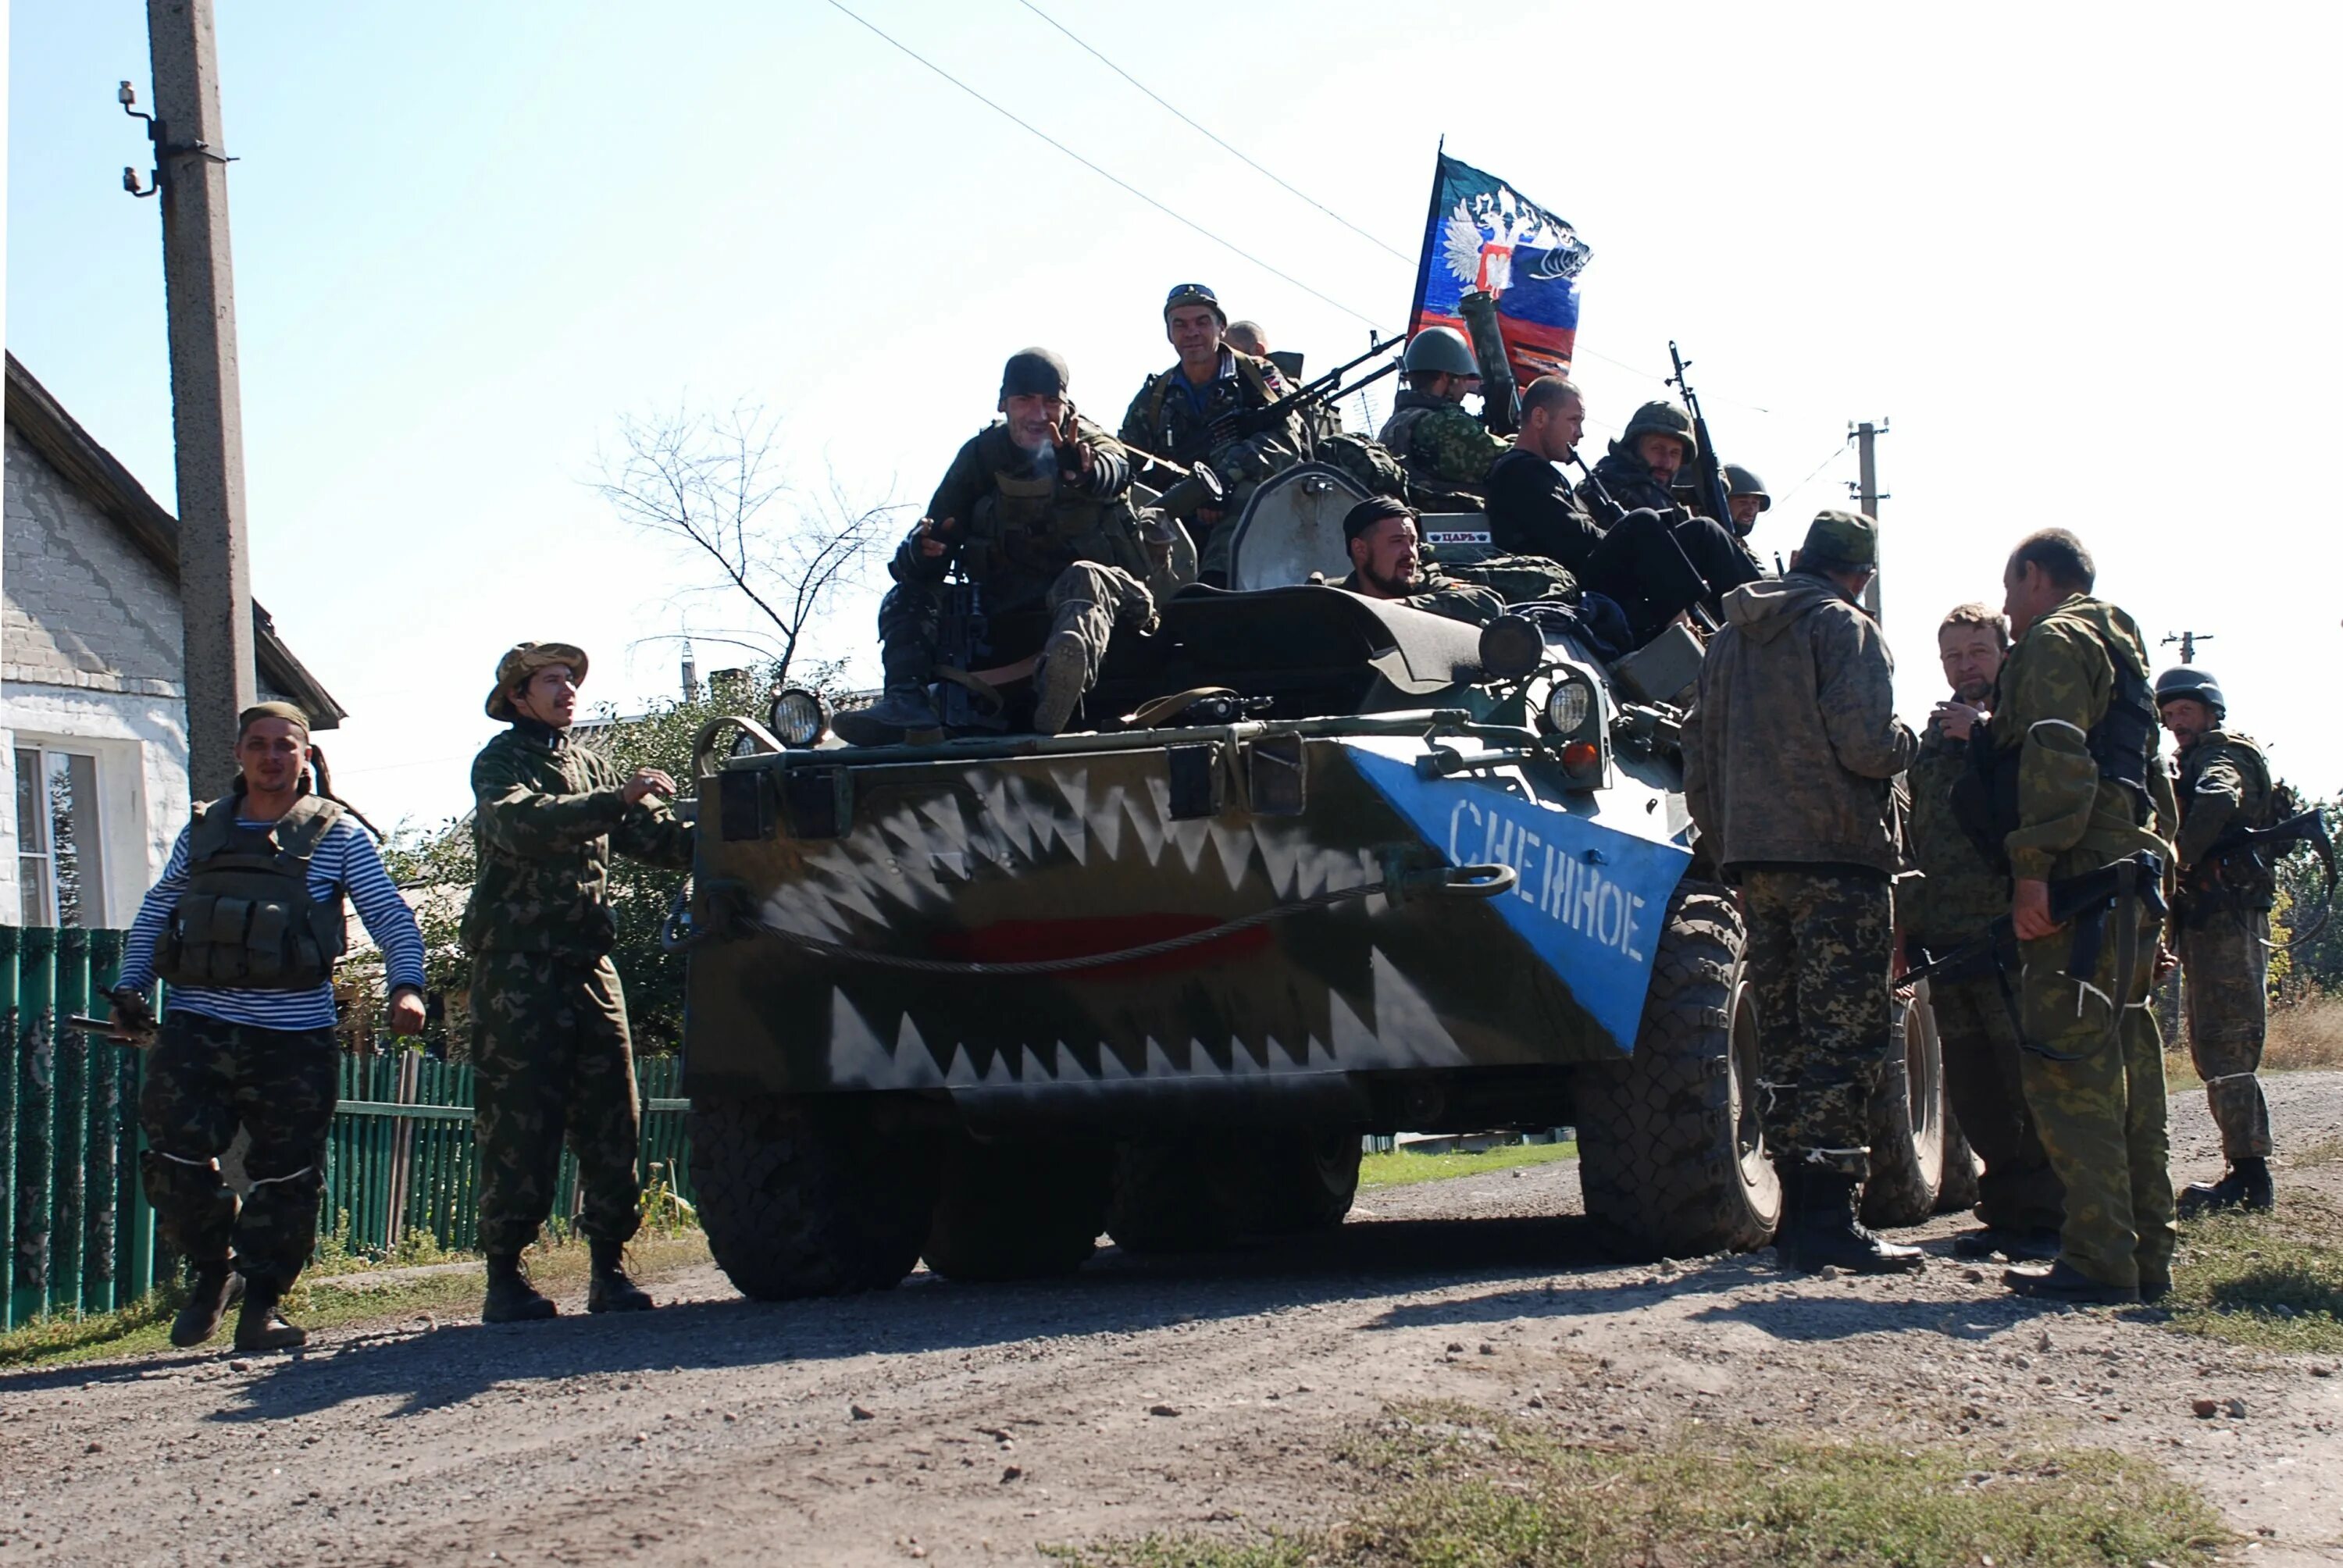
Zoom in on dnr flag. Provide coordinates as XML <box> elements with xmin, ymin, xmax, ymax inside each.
<box><xmin>1407</xmin><ymin>152</ymin><xmax>1592</xmax><ymax>384</ymax></box>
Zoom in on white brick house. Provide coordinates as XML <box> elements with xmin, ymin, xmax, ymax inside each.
<box><xmin>2</xmin><ymin>352</ymin><xmax>344</xmax><ymax>928</ymax></box>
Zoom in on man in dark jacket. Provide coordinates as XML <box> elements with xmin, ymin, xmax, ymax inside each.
<box><xmin>1683</xmin><ymin>511</ymin><xmax>1922</xmax><ymax>1274</ymax></box>
<box><xmin>463</xmin><ymin>642</ymin><xmax>696</xmax><ymax>1322</ymax></box>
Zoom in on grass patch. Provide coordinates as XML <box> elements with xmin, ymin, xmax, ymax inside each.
<box><xmin>2268</xmin><ymin>993</ymin><xmax>2343</xmax><ymax>1072</ymax></box>
<box><xmin>0</xmin><ymin>1232</ymin><xmax>711</xmax><ymax>1373</ymax></box>
<box><xmin>1358</xmin><ymin>1139</ymin><xmax>1578</xmax><ymax>1191</ymax></box>
<box><xmin>2165</xmin><ymin>1192</ymin><xmax>2343</xmax><ymax>1356</ymax></box>
<box><xmin>1056</xmin><ymin>1406</ymin><xmax>2226</xmax><ymax>1567</ymax></box>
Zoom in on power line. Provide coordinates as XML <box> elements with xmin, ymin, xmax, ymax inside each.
<box><xmin>822</xmin><ymin>0</ymin><xmax>1382</xmax><ymax>327</ymax></box>
<box><xmin>1011</xmin><ymin>0</ymin><xmax>1415</xmax><ymax>267</ymax></box>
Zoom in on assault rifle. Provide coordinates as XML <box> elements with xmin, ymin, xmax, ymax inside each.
<box><xmin>933</xmin><ymin>579</ymin><xmax>1008</xmax><ymax>732</ymax></box>
<box><xmin>1199</xmin><ymin>331</ymin><xmax>1406</xmax><ymax>454</ymax></box>
<box><xmin>2187</xmin><ymin>806</ymin><xmax>2338</xmax><ymax>942</ymax></box>
<box><xmin>1666</xmin><ymin>341</ymin><xmax>1736</xmax><ymax>532</ymax></box>
<box><xmin>1901</xmin><ymin>850</ymin><xmax>2168</xmax><ymax>995</ymax></box>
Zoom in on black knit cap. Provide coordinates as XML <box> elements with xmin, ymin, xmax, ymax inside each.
<box><xmin>1342</xmin><ymin>494</ymin><xmax>1416</xmax><ymax>543</ymax></box>
<box><xmin>1000</xmin><ymin>347</ymin><xmax>1070</xmax><ymax>399</ymax></box>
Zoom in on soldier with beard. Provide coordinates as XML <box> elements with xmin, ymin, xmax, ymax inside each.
<box><xmin>1907</xmin><ymin>604</ymin><xmax>2064</xmax><ymax>1260</ymax></box>
<box><xmin>1578</xmin><ymin>399</ymin><xmax>1698</xmax><ymax>522</ymax></box>
<box><xmin>871</xmin><ymin>347</ymin><xmax>1159</xmax><ymax>736</ymax></box>
<box><xmin>1332</xmin><ymin>496</ymin><xmax>1504</xmax><ymax>625</ymax></box>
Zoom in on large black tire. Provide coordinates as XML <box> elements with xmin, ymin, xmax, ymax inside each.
<box><xmin>922</xmin><ymin>1139</ymin><xmax>1111</xmax><ymax>1282</ymax></box>
<box><xmin>1106</xmin><ymin>1130</ymin><xmax>1361</xmax><ymax>1252</ymax></box>
<box><xmin>1860</xmin><ymin>986</ymin><xmax>1948</xmax><ymax>1228</ymax></box>
<box><xmin>688</xmin><ymin>1094</ymin><xmax>936</xmax><ymax>1300</ymax></box>
<box><xmin>1577</xmin><ymin>883</ymin><xmax>1782</xmax><ymax>1260</ymax></box>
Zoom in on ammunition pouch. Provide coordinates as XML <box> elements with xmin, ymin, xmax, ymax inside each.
<box><xmin>153</xmin><ymin>794</ymin><xmax>347</xmax><ymax>991</ymax></box>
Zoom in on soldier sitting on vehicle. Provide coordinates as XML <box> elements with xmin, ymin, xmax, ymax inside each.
<box><xmin>1332</xmin><ymin>496</ymin><xmax>1504</xmax><ymax>625</ymax></box>
<box><xmin>870</xmin><ymin>347</ymin><xmax>1160</xmax><ymax>737</ymax></box>
<box><xmin>1376</xmin><ymin>326</ymin><xmax>1510</xmax><ymax>507</ymax></box>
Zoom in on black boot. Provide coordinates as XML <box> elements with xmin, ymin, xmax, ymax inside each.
<box><xmin>170</xmin><ymin>1263</ymin><xmax>237</xmax><ymax>1349</ymax></box>
<box><xmin>863</xmin><ymin>680</ymin><xmax>940</xmax><ymax>732</ymax></box>
<box><xmin>233</xmin><ymin>1275</ymin><xmax>308</xmax><ymax>1352</ymax></box>
<box><xmin>2003</xmin><ymin>1258</ymin><xmax>2139</xmax><ymax>1306</ymax></box>
<box><xmin>2177</xmin><ymin>1157</ymin><xmax>2274</xmax><ymax>1218</ymax></box>
<box><xmin>1785</xmin><ymin>1168</ymin><xmax>1925</xmax><ymax>1275</ymax></box>
<box><xmin>482</xmin><ymin>1252</ymin><xmax>558</xmax><ymax>1323</ymax></box>
<box><xmin>587</xmin><ymin>1240</ymin><xmax>655</xmax><ymax>1314</ymax></box>
<box><xmin>1950</xmin><ymin>1226</ymin><xmax>2062</xmax><ymax>1263</ymax></box>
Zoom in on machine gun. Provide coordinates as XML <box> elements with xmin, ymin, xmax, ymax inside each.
<box><xmin>1127</xmin><ymin>451</ymin><xmax>1226</xmax><ymax>521</ymax></box>
<box><xmin>1457</xmin><ymin>290</ymin><xmax>1519</xmax><ymax>437</ymax></box>
<box><xmin>1902</xmin><ymin>850</ymin><xmax>2167</xmax><ymax>997</ymax></box>
<box><xmin>1666</xmin><ymin>341</ymin><xmax>1736</xmax><ymax>532</ymax></box>
<box><xmin>2185</xmin><ymin>806</ymin><xmax>2338</xmax><ymax>942</ymax></box>
<box><xmin>1200</xmin><ymin>332</ymin><xmax>1406</xmax><ymax>454</ymax></box>
<box><xmin>932</xmin><ymin>578</ymin><xmax>1010</xmax><ymax>732</ymax></box>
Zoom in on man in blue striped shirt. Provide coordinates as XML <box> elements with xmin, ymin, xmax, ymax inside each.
<box><xmin>112</xmin><ymin>703</ymin><xmax>427</xmax><ymax>1353</ymax></box>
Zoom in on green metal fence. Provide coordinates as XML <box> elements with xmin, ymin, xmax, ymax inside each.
<box><xmin>2</xmin><ymin>925</ymin><xmax>694</xmax><ymax>1331</ymax></box>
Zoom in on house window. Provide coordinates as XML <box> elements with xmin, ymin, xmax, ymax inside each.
<box><xmin>14</xmin><ymin>747</ymin><xmax>105</xmax><ymax>928</ymax></box>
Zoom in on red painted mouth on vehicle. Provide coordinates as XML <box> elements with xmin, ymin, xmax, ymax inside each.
<box><xmin>929</xmin><ymin>914</ymin><xmax>1272</xmax><ymax>978</ymax></box>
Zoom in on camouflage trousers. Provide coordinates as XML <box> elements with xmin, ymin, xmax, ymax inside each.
<box><xmin>2179</xmin><ymin>909</ymin><xmax>2272</xmax><ymax>1160</ymax></box>
<box><xmin>1739</xmin><ymin>868</ymin><xmax>1896</xmax><ymax>1179</ymax></box>
<box><xmin>1930</xmin><ymin>968</ymin><xmax>2064</xmax><ymax>1233</ymax></box>
<box><xmin>2015</xmin><ymin>907</ymin><xmax>2176</xmax><ymax>1292</ymax></box>
<box><xmin>879</xmin><ymin>563</ymin><xmax>1154</xmax><ymax>705</ymax></box>
<box><xmin>469</xmin><ymin>952</ymin><xmax>643</xmax><ymax>1255</ymax></box>
<box><xmin>138</xmin><ymin>1011</ymin><xmax>337</xmax><ymax>1288</ymax></box>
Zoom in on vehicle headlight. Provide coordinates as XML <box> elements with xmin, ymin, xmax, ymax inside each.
<box><xmin>1545</xmin><ymin>674</ymin><xmax>1595</xmax><ymax>736</ymax></box>
<box><xmin>768</xmin><ymin>688</ymin><xmax>831</xmax><ymax>747</ymax></box>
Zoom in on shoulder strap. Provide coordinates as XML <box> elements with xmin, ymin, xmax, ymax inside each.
<box><xmin>187</xmin><ymin>796</ymin><xmax>237</xmax><ymax>861</ymax></box>
<box><xmin>274</xmin><ymin>794</ymin><xmax>345</xmax><ymax>864</ymax></box>
<box><xmin>1233</xmin><ymin>352</ymin><xmax>1278</xmax><ymax>405</ymax></box>
<box><xmin>1143</xmin><ymin>372</ymin><xmax>1171</xmax><ymax>437</ymax></box>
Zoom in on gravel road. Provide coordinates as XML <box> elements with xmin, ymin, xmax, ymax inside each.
<box><xmin>5</xmin><ymin>1074</ymin><xmax>2341</xmax><ymax>1566</ymax></box>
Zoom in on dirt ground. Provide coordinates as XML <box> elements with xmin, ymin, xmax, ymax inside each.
<box><xmin>4</xmin><ymin>1074</ymin><xmax>2341</xmax><ymax>1567</ymax></box>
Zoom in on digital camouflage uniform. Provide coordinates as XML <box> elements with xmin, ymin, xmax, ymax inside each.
<box><xmin>462</xmin><ymin>722</ymin><xmax>695</xmax><ymax>1255</ymax></box>
<box><xmin>1681</xmin><ymin>526</ymin><xmax>1916</xmax><ymax>1178</ymax></box>
<box><xmin>1905</xmin><ymin>716</ymin><xmax>2063</xmax><ymax>1231</ymax></box>
<box><xmin>1376</xmin><ymin>390</ymin><xmax>1510</xmax><ymax>504</ymax></box>
<box><xmin>879</xmin><ymin>417</ymin><xmax>1159</xmax><ymax>722</ymax></box>
<box><xmin>2173</xmin><ymin>729</ymin><xmax>2277</xmax><ymax>1161</ymax></box>
<box><xmin>1992</xmin><ymin>594</ymin><xmax>2181</xmax><ymax>1292</ymax></box>
<box><xmin>1120</xmin><ymin>350</ymin><xmax>1305</xmax><ymax>579</ymax></box>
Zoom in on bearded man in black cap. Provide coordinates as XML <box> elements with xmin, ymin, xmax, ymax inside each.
<box><xmin>868</xmin><ymin>347</ymin><xmax>1160</xmax><ymax>736</ymax></box>
<box><xmin>1333</xmin><ymin>497</ymin><xmax>1504</xmax><ymax>625</ymax></box>
<box><xmin>1120</xmin><ymin>283</ymin><xmax>1306</xmax><ymax>582</ymax></box>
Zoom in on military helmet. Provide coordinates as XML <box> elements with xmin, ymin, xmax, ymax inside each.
<box><xmin>2154</xmin><ymin>665</ymin><xmax>2226</xmax><ymax>719</ymax></box>
<box><xmin>1621</xmin><ymin>400</ymin><xmax>1697</xmax><ymax>460</ymax></box>
<box><xmin>487</xmin><ymin>641</ymin><xmax>589</xmax><ymax>722</ymax></box>
<box><xmin>1723</xmin><ymin>464</ymin><xmax>1771</xmax><ymax>509</ymax></box>
<box><xmin>1403</xmin><ymin>326</ymin><xmax>1478</xmax><ymax>378</ymax></box>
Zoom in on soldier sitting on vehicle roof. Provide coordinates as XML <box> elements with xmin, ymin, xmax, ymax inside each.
<box><xmin>1376</xmin><ymin>326</ymin><xmax>1510</xmax><ymax>508</ymax></box>
<box><xmin>1332</xmin><ymin>496</ymin><xmax>1504</xmax><ymax>626</ymax></box>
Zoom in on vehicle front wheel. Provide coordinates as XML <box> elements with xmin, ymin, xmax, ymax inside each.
<box><xmin>1860</xmin><ymin>984</ymin><xmax>1948</xmax><ymax>1228</ymax></box>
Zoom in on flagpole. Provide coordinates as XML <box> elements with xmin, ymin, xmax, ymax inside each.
<box><xmin>1404</xmin><ymin>134</ymin><xmax>1448</xmax><ymax>337</ymax></box>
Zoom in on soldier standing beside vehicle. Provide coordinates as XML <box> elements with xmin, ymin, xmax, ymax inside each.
<box><xmin>1119</xmin><ymin>283</ymin><xmax>1306</xmax><ymax>582</ymax></box>
<box><xmin>1681</xmin><ymin>511</ymin><xmax>1924</xmax><ymax>1274</ymax></box>
<box><xmin>2157</xmin><ymin>665</ymin><xmax>2280</xmax><ymax>1216</ymax></box>
<box><xmin>1984</xmin><ymin>530</ymin><xmax>2181</xmax><ymax>1306</ymax></box>
<box><xmin>1908</xmin><ymin>604</ymin><xmax>2063</xmax><ymax>1260</ymax></box>
<box><xmin>1332</xmin><ymin>496</ymin><xmax>1504</xmax><ymax>625</ymax></box>
<box><xmin>465</xmin><ymin>643</ymin><xmax>695</xmax><ymax>1322</ymax></box>
<box><xmin>112</xmin><ymin>703</ymin><xmax>427</xmax><ymax>1352</ymax></box>
<box><xmin>1375</xmin><ymin>326</ymin><xmax>1510</xmax><ymax>506</ymax></box>
<box><xmin>870</xmin><ymin>347</ymin><xmax>1160</xmax><ymax>736</ymax></box>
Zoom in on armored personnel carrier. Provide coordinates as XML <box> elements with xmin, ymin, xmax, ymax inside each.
<box><xmin>671</xmin><ymin>464</ymin><xmax>1959</xmax><ymax>1298</ymax></box>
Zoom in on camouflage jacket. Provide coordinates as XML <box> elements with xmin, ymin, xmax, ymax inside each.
<box><xmin>1118</xmin><ymin>350</ymin><xmax>1304</xmax><ymax>490</ymax></box>
<box><xmin>2175</xmin><ymin>729</ymin><xmax>2275</xmax><ymax>904</ymax></box>
<box><xmin>1577</xmin><ymin>442</ymin><xmax>1683</xmax><ymax>527</ymax></box>
<box><xmin>889</xmin><ymin>417</ymin><xmax>1150</xmax><ymax>599</ymax></box>
<box><xmin>1377</xmin><ymin>390</ymin><xmax>1510</xmax><ymax>497</ymax></box>
<box><xmin>460</xmin><ymin>722</ymin><xmax>696</xmax><ymax>957</ymax></box>
<box><xmin>1904</xmin><ymin>715</ymin><xmax>2010</xmax><ymax>949</ymax></box>
<box><xmin>1683</xmin><ymin>572</ymin><xmax>1915</xmax><ymax>876</ymax></box>
<box><xmin>1336</xmin><ymin>569</ymin><xmax>1505</xmax><ymax>626</ymax></box>
<box><xmin>1991</xmin><ymin>594</ymin><xmax>2177</xmax><ymax>885</ymax></box>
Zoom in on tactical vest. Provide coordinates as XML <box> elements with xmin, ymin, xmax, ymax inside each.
<box><xmin>1953</xmin><ymin>631</ymin><xmax>2159</xmax><ymax>875</ymax></box>
<box><xmin>153</xmin><ymin>793</ymin><xmax>348</xmax><ymax>990</ymax></box>
<box><xmin>1140</xmin><ymin>354</ymin><xmax>1280</xmax><ymax>460</ymax></box>
<box><xmin>968</xmin><ymin>425</ymin><xmax>1139</xmax><ymax>583</ymax></box>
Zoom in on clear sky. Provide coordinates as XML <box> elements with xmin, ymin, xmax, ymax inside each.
<box><xmin>9</xmin><ymin>2</ymin><xmax>2338</xmax><ymax>835</ymax></box>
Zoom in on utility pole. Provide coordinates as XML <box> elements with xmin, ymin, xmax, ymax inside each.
<box><xmin>2162</xmin><ymin>630</ymin><xmax>2215</xmax><ymax>665</ymax></box>
<box><xmin>134</xmin><ymin>0</ymin><xmax>256</xmax><ymax>800</ymax></box>
<box><xmin>1849</xmin><ymin>419</ymin><xmax>1888</xmax><ymax>619</ymax></box>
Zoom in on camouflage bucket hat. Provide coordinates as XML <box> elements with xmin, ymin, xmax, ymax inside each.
<box><xmin>1800</xmin><ymin>510</ymin><xmax>1878</xmax><ymax>570</ymax></box>
<box><xmin>486</xmin><ymin>641</ymin><xmax>589</xmax><ymax>722</ymax></box>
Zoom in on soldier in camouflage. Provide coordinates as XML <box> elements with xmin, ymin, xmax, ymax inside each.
<box><xmin>2157</xmin><ymin>666</ymin><xmax>2279</xmax><ymax>1216</ymax></box>
<box><xmin>1908</xmin><ymin>604</ymin><xmax>2063</xmax><ymax>1260</ymax></box>
<box><xmin>1332</xmin><ymin>497</ymin><xmax>1505</xmax><ymax>625</ymax></box>
<box><xmin>1375</xmin><ymin>326</ymin><xmax>1510</xmax><ymax>505</ymax></box>
<box><xmin>1682</xmin><ymin>511</ymin><xmax>1924</xmax><ymax>1274</ymax></box>
<box><xmin>1989</xmin><ymin>531</ymin><xmax>2182</xmax><ymax>1306</ymax></box>
<box><xmin>1120</xmin><ymin>284</ymin><xmax>1307</xmax><ymax>583</ymax></box>
<box><xmin>1578</xmin><ymin>400</ymin><xmax>1697</xmax><ymax>522</ymax></box>
<box><xmin>463</xmin><ymin>642</ymin><xmax>696</xmax><ymax>1322</ymax></box>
